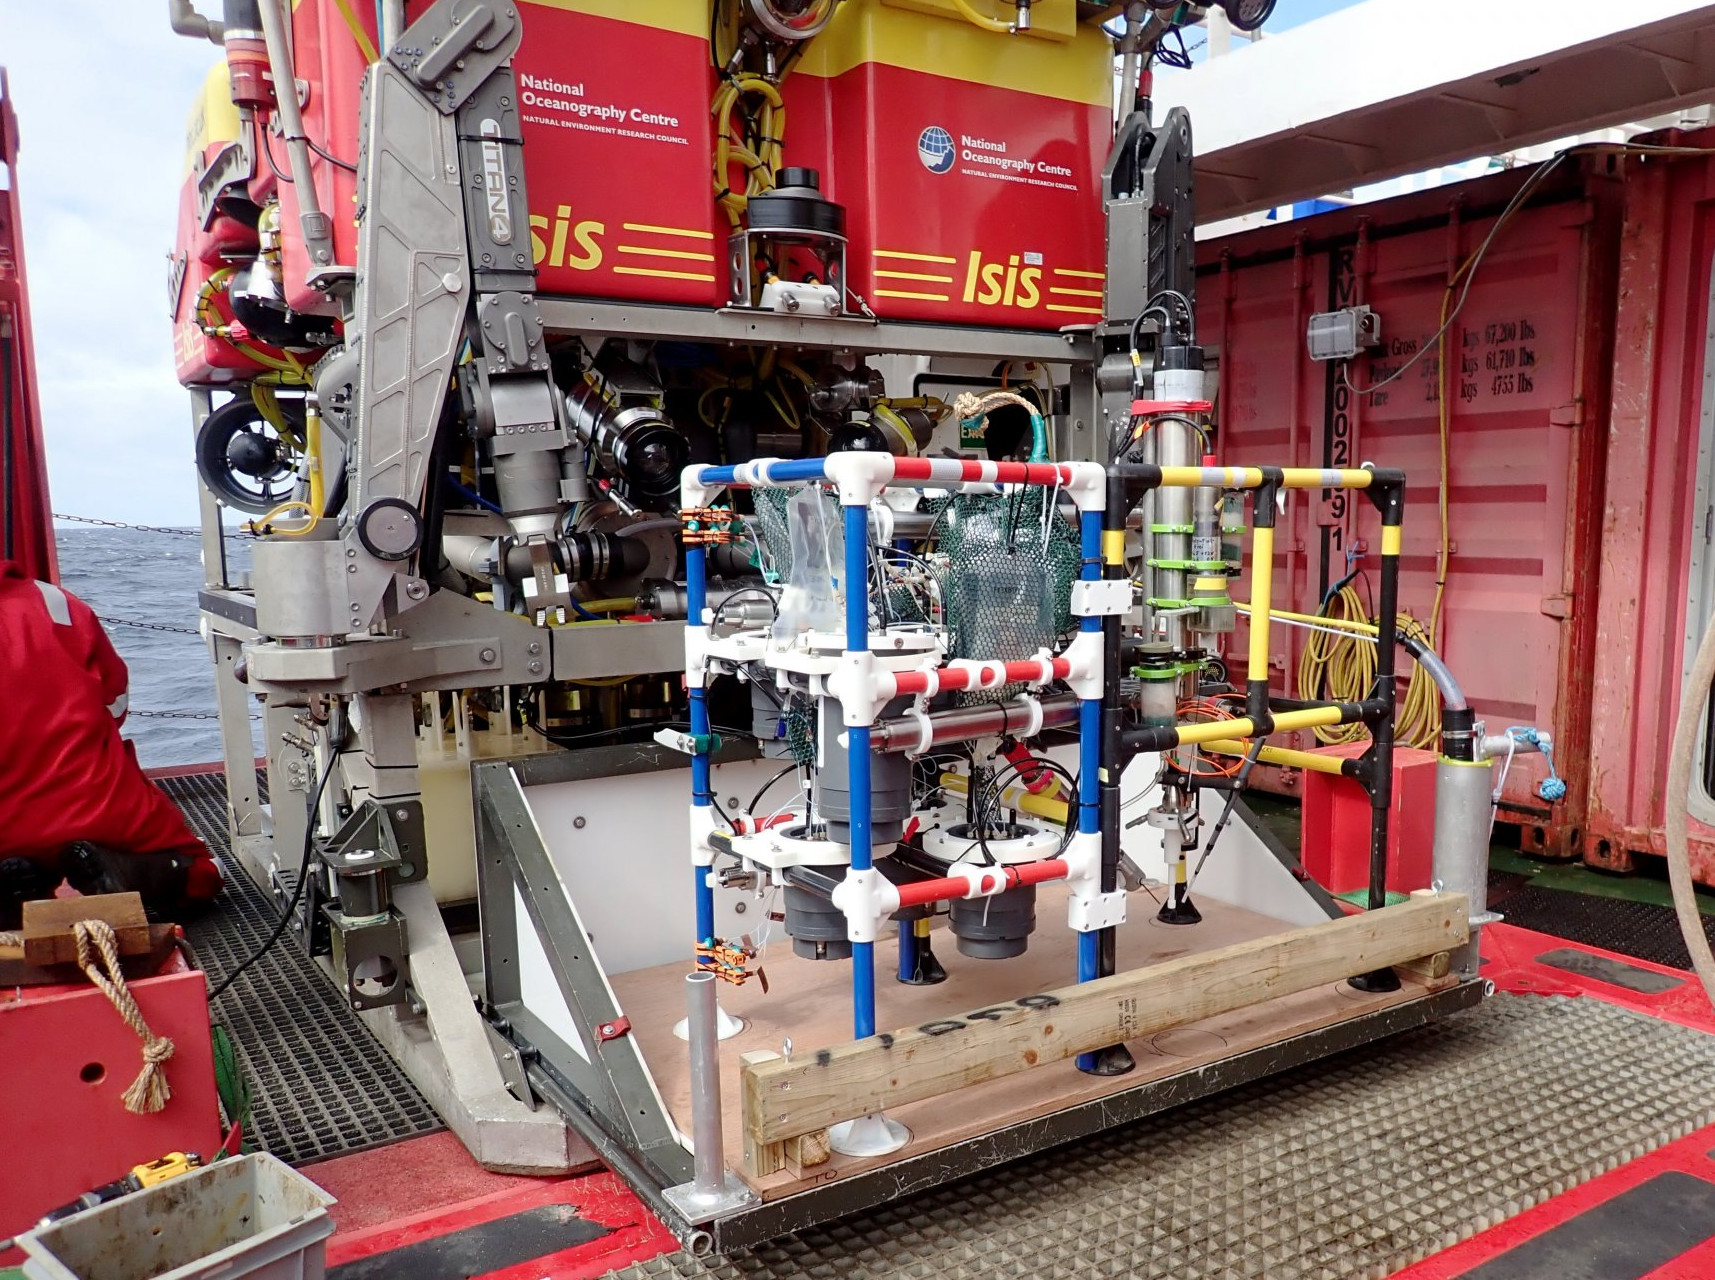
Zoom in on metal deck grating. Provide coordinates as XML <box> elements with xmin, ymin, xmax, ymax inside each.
<box><xmin>605</xmin><ymin>996</ymin><xmax>1715</xmax><ymax>1280</ymax></box>
<box><xmin>1487</xmin><ymin>881</ymin><xmax>1715</xmax><ymax>971</ymax></box>
<box><xmin>160</xmin><ymin>770</ymin><xmax>443</xmax><ymax>1165</ymax></box>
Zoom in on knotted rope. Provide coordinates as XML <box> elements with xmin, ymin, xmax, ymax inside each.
<box><xmin>73</xmin><ymin>919</ymin><xmax>175</xmax><ymax>1113</ymax></box>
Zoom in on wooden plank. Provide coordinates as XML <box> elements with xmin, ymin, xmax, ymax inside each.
<box><xmin>0</xmin><ymin>925</ymin><xmax>179</xmax><ymax>986</ymax></box>
<box><xmin>742</xmin><ymin>893</ymin><xmax>1467</xmax><ymax>1145</ymax></box>
<box><xmin>20</xmin><ymin>893</ymin><xmax>151</xmax><ymax>966</ymax></box>
<box><xmin>1398</xmin><ymin>951</ymin><xmax>1451</xmax><ymax>981</ymax></box>
<box><xmin>784</xmin><ymin>1130</ymin><xmax>831</xmax><ymax>1176</ymax></box>
<box><xmin>739</xmin><ymin>1051</ymin><xmax>785</xmax><ymax>1176</ymax></box>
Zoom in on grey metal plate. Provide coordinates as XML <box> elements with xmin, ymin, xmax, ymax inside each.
<box><xmin>162</xmin><ymin>771</ymin><xmax>444</xmax><ymax>1164</ymax></box>
<box><xmin>606</xmin><ymin>995</ymin><xmax>1715</xmax><ymax>1279</ymax></box>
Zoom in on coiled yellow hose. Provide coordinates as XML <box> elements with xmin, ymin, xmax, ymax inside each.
<box><xmin>1294</xmin><ymin>585</ymin><xmax>1439</xmax><ymax>749</ymax></box>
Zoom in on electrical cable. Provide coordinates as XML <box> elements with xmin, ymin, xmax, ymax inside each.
<box><xmin>208</xmin><ymin>747</ymin><xmax>337</xmax><ymax>1002</ymax></box>
<box><xmin>747</xmin><ymin>762</ymin><xmax>799</xmax><ymax>815</ymax></box>
<box><xmin>1666</xmin><ymin>614</ymin><xmax>1715</xmax><ymax>1008</ymax></box>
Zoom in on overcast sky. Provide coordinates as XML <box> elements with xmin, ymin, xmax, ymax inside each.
<box><xmin>3</xmin><ymin>1</ymin><xmax>1357</xmax><ymax>528</ymax></box>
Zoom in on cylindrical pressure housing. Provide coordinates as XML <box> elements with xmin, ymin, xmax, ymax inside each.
<box><xmin>1432</xmin><ymin>756</ymin><xmax>1495</xmax><ymax>978</ymax></box>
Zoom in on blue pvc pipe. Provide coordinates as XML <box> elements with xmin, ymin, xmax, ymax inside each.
<box><xmin>696</xmin><ymin>458</ymin><xmax>827</xmax><ymax>489</ymax></box>
<box><xmin>853</xmin><ymin>942</ymin><xmax>876</xmax><ymax>1038</ymax></box>
<box><xmin>686</xmin><ymin>544</ymin><xmax>714</xmax><ymax>946</ymax></box>
<box><xmin>897</xmin><ymin>919</ymin><xmax>914</xmax><ymax>982</ymax></box>
<box><xmin>843</xmin><ymin>502</ymin><xmax>877</xmax><ymax>1039</ymax></box>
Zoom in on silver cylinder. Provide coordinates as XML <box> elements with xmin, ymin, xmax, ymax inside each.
<box><xmin>870</xmin><ymin>694</ymin><xmax>1080</xmax><ymax>754</ymax></box>
<box><xmin>256</xmin><ymin>0</ymin><xmax>332</xmax><ymax>267</ymax></box>
<box><xmin>1431</xmin><ymin>757</ymin><xmax>1495</xmax><ymax>978</ymax></box>
<box><xmin>685</xmin><ymin>971</ymin><xmax>726</xmax><ymax>1196</ymax></box>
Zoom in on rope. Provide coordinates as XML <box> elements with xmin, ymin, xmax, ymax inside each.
<box><xmin>53</xmin><ymin>511</ymin><xmax>198</xmax><ymax>535</ymax></box>
<box><xmin>73</xmin><ymin>919</ymin><xmax>175</xmax><ymax>1114</ymax></box>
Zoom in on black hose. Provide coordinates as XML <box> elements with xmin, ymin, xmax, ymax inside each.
<box><xmin>208</xmin><ymin>749</ymin><xmax>336</xmax><ymax>1002</ymax></box>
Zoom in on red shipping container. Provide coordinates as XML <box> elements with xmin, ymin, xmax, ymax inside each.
<box><xmin>1299</xmin><ymin>743</ymin><xmax>1439</xmax><ymax>896</ymax></box>
<box><xmin>1585</xmin><ymin>130</ymin><xmax>1715</xmax><ymax>884</ymax></box>
<box><xmin>1198</xmin><ymin>162</ymin><xmax>1620</xmax><ymax>859</ymax></box>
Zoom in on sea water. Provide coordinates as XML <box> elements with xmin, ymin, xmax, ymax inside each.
<box><xmin>54</xmin><ymin>526</ymin><xmax>256</xmax><ymax>770</ymax></box>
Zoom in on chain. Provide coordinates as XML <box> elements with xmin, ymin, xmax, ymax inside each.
<box><xmin>129</xmin><ymin>708</ymin><xmax>260</xmax><ymax>721</ymax></box>
<box><xmin>100</xmin><ymin>616</ymin><xmax>200</xmax><ymax>636</ymax></box>
<box><xmin>55</xmin><ymin>513</ymin><xmax>201</xmax><ymax>537</ymax></box>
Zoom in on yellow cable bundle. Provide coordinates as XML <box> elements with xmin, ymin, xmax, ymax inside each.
<box><xmin>1293</xmin><ymin>586</ymin><xmax>1440</xmax><ymax>750</ymax></box>
<box><xmin>1296</xmin><ymin>585</ymin><xmax>1374</xmax><ymax>746</ymax></box>
<box><xmin>712</xmin><ymin>73</ymin><xmax>786</xmax><ymax>228</ymax></box>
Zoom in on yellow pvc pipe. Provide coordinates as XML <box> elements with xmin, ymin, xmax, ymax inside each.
<box><xmin>938</xmin><ymin>772</ymin><xmax>1070</xmax><ymax>825</ymax></box>
<box><xmin>1172</xmin><ymin>704</ymin><xmax>1349</xmax><ymax>748</ymax></box>
<box><xmin>1152</xmin><ymin>467</ymin><xmax>1374</xmax><ymax>491</ymax></box>
<box><xmin>1201</xmin><ymin>739</ymin><xmax>1349</xmax><ymax>776</ymax></box>
<box><xmin>1248</xmin><ymin>524</ymin><xmax>1275</xmax><ymax>684</ymax></box>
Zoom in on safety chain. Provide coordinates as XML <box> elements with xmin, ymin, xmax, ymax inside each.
<box><xmin>100</xmin><ymin>616</ymin><xmax>200</xmax><ymax>636</ymax></box>
<box><xmin>54</xmin><ymin>513</ymin><xmax>200</xmax><ymax>537</ymax></box>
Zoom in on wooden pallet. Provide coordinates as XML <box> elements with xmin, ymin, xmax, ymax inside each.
<box><xmin>609</xmin><ymin>888</ymin><xmax>1465</xmax><ymax>1197</ymax></box>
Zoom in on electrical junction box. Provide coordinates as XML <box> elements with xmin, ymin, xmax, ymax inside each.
<box><xmin>1306</xmin><ymin>305</ymin><xmax>1381</xmax><ymax>362</ymax></box>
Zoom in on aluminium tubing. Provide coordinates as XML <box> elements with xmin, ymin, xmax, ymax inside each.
<box><xmin>256</xmin><ymin>0</ymin><xmax>334</xmax><ymax>267</ymax></box>
<box><xmin>685</xmin><ymin>971</ymin><xmax>727</xmax><ymax>1197</ymax></box>
<box><xmin>1432</xmin><ymin>755</ymin><xmax>1494</xmax><ymax>979</ymax></box>
<box><xmin>1666</xmin><ymin>617</ymin><xmax>1715</xmax><ymax>1007</ymax></box>
<box><xmin>870</xmin><ymin>693</ymin><xmax>1080</xmax><ymax>754</ymax></box>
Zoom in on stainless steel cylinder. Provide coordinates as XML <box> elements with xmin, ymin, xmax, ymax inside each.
<box><xmin>1432</xmin><ymin>757</ymin><xmax>1495</xmax><ymax>978</ymax></box>
<box><xmin>870</xmin><ymin>694</ymin><xmax>1081</xmax><ymax>754</ymax></box>
<box><xmin>685</xmin><ymin>971</ymin><xmax>726</xmax><ymax>1196</ymax></box>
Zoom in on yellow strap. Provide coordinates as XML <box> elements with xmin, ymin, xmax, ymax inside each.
<box><xmin>1102</xmin><ymin>529</ymin><xmax>1126</xmax><ymax>566</ymax></box>
<box><xmin>330</xmin><ymin>0</ymin><xmax>380</xmax><ymax>64</ymax></box>
<box><xmin>1381</xmin><ymin>524</ymin><xmax>1403</xmax><ymax>556</ymax></box>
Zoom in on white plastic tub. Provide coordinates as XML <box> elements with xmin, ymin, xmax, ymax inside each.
<box><xmin>17</xmin><ymin>1154</ymin><xmax>336</xmax><ymax>1280</ymax></box>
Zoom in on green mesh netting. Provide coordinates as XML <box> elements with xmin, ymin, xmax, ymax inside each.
<box><xmin>743</xmin><ymin>481</ymin><xmax>1079</xmax><ymax>708</ymax></box>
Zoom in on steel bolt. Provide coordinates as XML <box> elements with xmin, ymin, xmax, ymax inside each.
<box><xmin>527</xmin><ymin>659</ymin><xmax>543</xmax><ymax>674</ymax></box>
<box><xmin>479</xmin><ymin>647</ymin><xmax>497</xmax><ymax>664</ymax></box>
<box><xmin>527</xmin><ymin>641</ymin><xmax>541</xmax><ymax>655</ymax></box>
<box><xmin>395</xmin><ymin>808</ymin><xmax>409</xmax><ymax>821</ymax></box>
<box><xmin>573</xmin><ymin>816</ymin><xmax>586</xmax><ymax>829</ymax></box>
<box><xmin>734</xmin><ymin>900</ymin><xmax>747</xmax><ymax>915</ymax></box>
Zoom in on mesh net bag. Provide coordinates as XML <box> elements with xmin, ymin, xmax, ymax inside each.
<box><xmin>932</xmin><ymin>486</ymin><xmax>1081</xmax><ymax>701</ymax></box>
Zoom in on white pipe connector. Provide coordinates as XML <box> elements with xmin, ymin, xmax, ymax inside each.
<box><xmin>689</xmin><ymin>803</ymin><xmax>722</xmax><ymax>869</ymax></box>
<box><xmin>824</xmin><ymin>451</ymin><xmax>896</xmax><ymax>508</ymax></box>
<box><xmin>831</xmin><ymin>866</ymin><xmax>901</xmax><ymax>944</ymax></box>
<box><xmin>1062</xmin><ymin>830</ymin><xmax>1126</xmax><ymax>932</ymax></box>
<box><xmin>1060</xmin><ymin>629</ymin><xmax>1105</xmax><ymax>701</ymax></box>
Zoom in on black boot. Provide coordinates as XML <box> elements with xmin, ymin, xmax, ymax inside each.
<box><xmin>0</xmin><ymin>857</ymin><xmax>59</xmax><ymax>931</ymax></box>
<box><xmin>59</xmin><ymin>843</ymin><xmax>201</xmax><ymax>920</ymax></box>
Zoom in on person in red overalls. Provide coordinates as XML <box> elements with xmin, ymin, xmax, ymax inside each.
<box><xmin>0</xmin><ymin>560</ymin><xmax>223</xmax><ymax>929</ymax></box>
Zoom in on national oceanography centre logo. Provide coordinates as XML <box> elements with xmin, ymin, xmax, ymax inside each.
<box><xmin>917</xmin><ymin>125</ymin><xmax>955</xmax><ymax>174</ymax></box>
